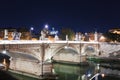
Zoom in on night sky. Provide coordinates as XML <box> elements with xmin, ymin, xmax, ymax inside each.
<box><xmin>0</xmin><ymin>0</ymin><xmax>120</xmax><ymax>33</ymax></box>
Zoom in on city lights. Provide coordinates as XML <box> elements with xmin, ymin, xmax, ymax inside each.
<box><xmin>2</xmin><ymin>50</ymin><xmax>7</xmax><ymax>54</ymax></box>
<box><xmin>30</xmin><ymin>27</ymin><xmax>34</xmax><ymax>31</ymax></box>
<box><xmin>45</xmin><ymin>24</ymin><xmax>49</xmax><ymax>29</ymax></box>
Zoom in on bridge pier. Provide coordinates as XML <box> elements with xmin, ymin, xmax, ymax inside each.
<box><xmin>41</xmin><ymin>43</ymin><xmax>45</xmax><ymax>77</ymax></box>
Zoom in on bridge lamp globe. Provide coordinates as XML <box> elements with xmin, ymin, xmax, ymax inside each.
<box><xmin>30</xmin><ymin>27</ymin><xmax>34</xmax><ymax>31</ymax></box>
<box><xmin>45</xmin><ymin>24</ymin><xmax>49</xmax><ymax>29</ymax></box>
<box><xmin>101</xmin><ymin>74</ymin><xmax>105</xmax><ymax>78</ymax></box>
<box><xmin>30</xmin><ymin>27</ymin><xmax>34</xmax><ymax>34</ymax></box>
<box><xmin>64</xmin><ymin>46</ymin><xmax>68</xmax><ymax>49</ymax></box>
<box><xmin>2</xmin><ymin>50</ymin><xmax>7</xmax><ymax>54</ymax></box>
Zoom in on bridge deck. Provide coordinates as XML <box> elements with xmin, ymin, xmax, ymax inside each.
<box><xmin>0</xmin><ymin>40</ymin><xmax>99</xmax><ymax>44</ymax></box>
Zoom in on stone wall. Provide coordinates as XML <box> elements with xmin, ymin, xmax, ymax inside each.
<box><xmin>99</xmin><ymin>42</ymin><xmax>120</xmax><ymax>57</ymax></box>
<box><xmin>9</xmin><ymin>58</ymin><xmax>52</xmax><ymax>76</ymax></box>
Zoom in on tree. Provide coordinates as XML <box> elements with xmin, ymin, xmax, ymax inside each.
<box><xmin>59</xmin><ymin>28</ymin><xmax>75</xmax><ymax>40</ymax></box>
<box><xmin>104</xmin><ymin>32</ymin><xmax>120</xmax><ymax>42</ymax></box>
<box><xmin>18</xmin><ymin>27</ymin><xmax>30</xmax><ymax>40</ymax></box>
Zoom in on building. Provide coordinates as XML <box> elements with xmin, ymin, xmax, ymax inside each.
<box><xmin>109</xmin><ymin>28</ymin><xmax>120</xmax><ymax>34</ymax></box>
<box><xmin>0</xmin><ymin>28</ymin><xmax>16</xmax><ymax>40</ymax></box>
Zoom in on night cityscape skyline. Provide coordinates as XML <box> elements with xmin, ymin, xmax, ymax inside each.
<box><xmin>0</xmin><ymin>1</ymin><xmax>120</xmax><ymax>80</ymax></box>
<box><xmin>0</xmin><ymin>0</ymin><xmax>120</xmax><ymax>33</ymax></box>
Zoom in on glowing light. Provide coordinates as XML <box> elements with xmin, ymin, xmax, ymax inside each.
<box><xmin>2</xmin><ymin>50</ymin><xmax>6</xmax><ymax>54</ymax></box>
<box><xmin>3</xmin><ymin>58</ymin><xmax>6</xmax><ymax>65</ymax></box>
<box><xmin>99</xmin><ymin>36</ymin><xmax>106</xmax><ymax>42</ymax></box>
<box><xmin>45</xmin><ymin>24</ymin><xmax>48</xmax><ymax>29</ymax></box>
<box><xmin>101</xmin><ymin>74</ymin><xmax>105</xmax><ymax>77</ymax></box>
<box><xmin>30</xmin><ymin>27</ymin><xmax>34</xmax><ymax>30</ymax></box>
<box><xmin>97</xmin><ymin>63</ymin><xmax>100</xmax><ymax>70</ymax></box>
<box><xmin>64</xmin><ymin>46</ymin><xmax>68</xmax><ymax>49</ymax></box>
<box><xmin>87</xmin><ymin>73</ymin><xmax>91</xmax><ymax>77</ymax></box>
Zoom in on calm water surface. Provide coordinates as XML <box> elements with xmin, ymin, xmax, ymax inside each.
<box><xmin>6</xmin><ymin>62</ymin><xmax>120</xmax><ymax>80</ymax></box>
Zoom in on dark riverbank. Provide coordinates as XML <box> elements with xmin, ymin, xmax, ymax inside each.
<box><xmin>52</xmin><ymin>59</ymin><xmax>89</xmax><ymax>66</ymax></box>
<box><xmin>87</xmin><ymin>57</ymin><xmax>120</xmax><ymax>70</ymax></box>
<box><xmin>0</xmin><ymin>70</ymin><xmax>17</xmax><ymax>80</ymax></box>
<box><xmin>87</xmin><ymin>57</ymin><xmax>120</xmax><ymax>63</ymax></box>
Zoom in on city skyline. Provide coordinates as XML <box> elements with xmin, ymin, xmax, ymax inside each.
<box><xmin>0</xmin><ymin>0</ymin><xmax>120</xmax><ymax>33</ymax></box>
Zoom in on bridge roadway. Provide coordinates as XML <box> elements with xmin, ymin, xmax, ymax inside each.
<box><xmin>0</xmin><ymin>40</ymin><xmax>99</xmax><ymax>44</ymax></box>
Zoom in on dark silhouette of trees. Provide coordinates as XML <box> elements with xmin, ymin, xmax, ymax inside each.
<box><xmin>59</xmin><ymin>28</ymin><xmax>75</xmax><ymax>40</ymax></box>
<box><xmin>104</xmin><ymin>32</ymin><xmax>120</xmax><ymax>42</ymax></box>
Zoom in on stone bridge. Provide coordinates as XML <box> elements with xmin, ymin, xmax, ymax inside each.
<box><xmin>0</xmin><ymin>40</ymin><xmax>99</xmax><ymax>62</ymax></box>
<box><xmin>0</xmin><ymin>40</ymin><xmax>119</xmax><ymax>76</ymax></box>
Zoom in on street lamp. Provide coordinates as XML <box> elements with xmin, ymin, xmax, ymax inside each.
<box><xmin>30</xmin><ymin>27</ymin><xmax>34</xmax><ymax>39</ymax></box>
<box><xmin>30</xmin><ymin>27</ymin><xmax>34</xmax><ymax>31</ymax></box>
<box><xmin>45</xmin><ymin>24</ymin><xmax>48</xmax><ymax>29</ymax></box>
<box><xmin>2</xmin><ymin>50</ymin><xmax>7</xmax><ymax>54</ymax></box>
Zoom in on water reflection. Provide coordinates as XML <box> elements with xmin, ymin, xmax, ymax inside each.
<box><xmin>53</xmin><ymin>63</ymin><xmax>95</xmax><ymax>80</ymax></box>
<box><xmin>53</xmin><ymin>62</ymin><xmax>120</xmax><ymax>80</ymax></box>
<box><xmin>7</xmin><ymin>71</ymin><xmax>40</xmax><ymax>80</ymax></box>
<box><xmin>4</xmin><ymin>62</ymin><xmax>120</xmax><ymax>80</ymax></box>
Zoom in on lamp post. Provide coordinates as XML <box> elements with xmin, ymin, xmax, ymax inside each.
<box><xmin>79</xmin><ymin>38</ymin><xmax>82</xmax><ymax>80</ymax></box>
<box><xmin>44</xmin><ymin>24</ymin><xmax>49</xmax><ymax>35</ymax></box>
<box><xmin>45</xmin><ymin>24</ymin><xmax>48</xmax><ymax>29</ymax></box>
<box><xmin>30</xmin><ymin>27</ymin><xmax>34</xmax><ymax>39</ymax></box>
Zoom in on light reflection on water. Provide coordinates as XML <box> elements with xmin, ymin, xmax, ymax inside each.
<box><xmin>53</xmin><ymin>62</ymin><xmax>95</xmax><ymax>80</ymax></box>
<box><xmin>53</xmin><ymin>62</ymin><xmax>120</xmax><ymax>80</ymax></box>
<box><xmin>7</xmin><ymin>62</ymin><xmax>120</xmax><ymax>80</ymax></box>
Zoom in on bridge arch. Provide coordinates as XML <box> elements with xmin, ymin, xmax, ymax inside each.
<box><xmin>51</xmin><ymin>46</ymin><xmax>80</xmax><ymax>63</ymax></box>
<box><xmin>44</xmin><ymin>44</ymin><xmax>80</xmax><ymax>62</ymax></box>
<box><xmin>44</xmin><ymin>43</ymin><xmax>81</xmax><ymax>63</ymax></box>
<box><xmin>44</xmin><ymin>43</ymin><xmax>99</xmax><ymax>62</ymax></box>
<box><xmin>81</xmin><ymin>44</ymin><xmax>99</xmax><ymax>56</ymax></box>
<box><xmin>53</xmin><ymin>45</ymin><xmax>79</xmax><ymax>57</ymax></box>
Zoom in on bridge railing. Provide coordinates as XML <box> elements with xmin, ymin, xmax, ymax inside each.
<box><xmin>0</xmin><ymin>40</ymin><xmax>99</xmax><ymax>44</ymax></box>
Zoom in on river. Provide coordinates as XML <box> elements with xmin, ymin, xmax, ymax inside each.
<box><xmin>4</xmin><ymin>61</ymin><xmax>120</xmax><ymax>80</ymax></box>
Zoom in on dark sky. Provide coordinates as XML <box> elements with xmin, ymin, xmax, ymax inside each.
<box><xmin>0</xmin><ymin>0</ymin><xmax>120</xmax><ymax>33</ymax></box>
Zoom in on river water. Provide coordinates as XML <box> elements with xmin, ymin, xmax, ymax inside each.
<box><xmin>6</xmin><ymin>62</ymin><xmax>120</xmax><ymax>80</ymax></box>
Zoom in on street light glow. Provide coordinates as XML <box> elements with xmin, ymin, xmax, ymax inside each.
<box><xmin>30</xmin><ymin>27</ymin><xmax>34</xmax><ymax>30</ymax></box>
<box><xmin>2</xmin><ymin>50</ymin><xmax>7</xmax><ymax>54</ymax></box>
<box><xmin>45</xmin><ymin>24</ymin><xmax>48</xmax><ymax>29</ymax></box>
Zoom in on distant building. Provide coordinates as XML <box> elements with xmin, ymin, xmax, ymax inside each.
<box><xmin>0</xmin><ymin>27</ymin><xmax>34</xmax><ymax>40</ymax></box>
<box><xmin>0</xmin><ymin>28</ymin><xmax>16</xmax><ymax>40</ymax></box>
<box><xmin>18</xmin><ymin>27</ymin><xmax>31</xmax><ymax>40</ymax></box>
<box><xmin>109</xmin><ymin>28</ymin><xmax>120</xmax><ymax>34</ymax></box>
<box><xmin>82</xmin><ymin>32</ymin><xmax>103</xmax><ymax>42</ymax></box>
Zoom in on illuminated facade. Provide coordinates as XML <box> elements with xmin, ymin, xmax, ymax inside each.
<box><xmin>0</xmin><ymin>28</ymin><xmax>16</xmax><ymax>40</ymax></box>
<box><xmin>109</xmin><ymin>28</ymin><xmax>120</xmax><ymax>34</ymax></box>
<box><xmin>0</xmin><ymin>28</ymin><xmax>33</xmax><ymax>40</ymax></box>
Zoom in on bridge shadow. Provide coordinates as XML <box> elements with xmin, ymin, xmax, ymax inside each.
<box><xmin>0</xmin><ymin>53</ymin><xmax>10</xmax><ymax>63</ymax></box>
<box><xmin>0</xmin><ymin>70</ymin><xmax>17</xmax><ymax>80</ymax></box>
<box><xmin>0</xmin><ymin>53</ymin><xmax>17</xmax><ymax>80</ymax></box>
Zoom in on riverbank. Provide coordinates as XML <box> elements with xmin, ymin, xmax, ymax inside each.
<box><xmin>8</xmin><ymin>69</ymin><xmax>40</xmax><ymax>79</ymax></box>
<box><xmin>87</xmin><ymin>57</ymin><xmax>120</xmax><ymax>69</ymax></box>
<box><xmin>0</xmin><ymin>70</ymin><xmax>17</xmax><ymax>80</ymax></box>
<box><xmin>8</xmin><ymin>69</ymin><xmax>58</xmax><ymax>80</ymax></box>
<box><xmin>52</xmin><ymin>60</ymin><xmax>89</xmax><ymax>66</ymax></box>
<box><xmin>87</xmin><ymin>57</ymin><xmax>120</xmax><ymax>63</ymax></box>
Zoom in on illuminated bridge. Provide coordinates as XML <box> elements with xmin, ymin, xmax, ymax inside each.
<box><xmin>0</xmin><ymin>40</ymin><xmax>119</xmax><ymax>77</ymax></box>
<box><xmin>0</xmin><ymin>40</ymin><xmax>100</xmax><ymax>61</ymax></box>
